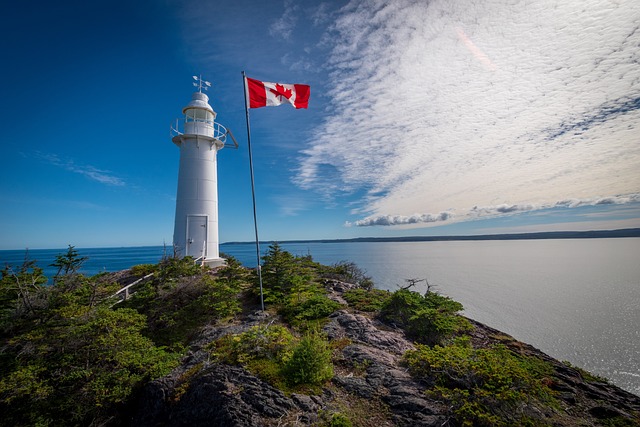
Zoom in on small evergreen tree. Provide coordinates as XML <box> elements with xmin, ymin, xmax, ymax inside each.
<box><xmin>282</xmin><ymin>333</ymin><xmax>334</xmax><ymax>386</ymax></box>
<box><xmin>0</xmin><ymin>258</ymin><xmax>48</xmax><ymax>327</ymax></box>
<box><xmin>260</xmin><ymin>243</ymin><xmax>300</xmax><ymax>303</ymax></box>
<box><xmin>51</xmin><ymin>245</ymin><xmax>88</xmax><ymax>278</ymax></box>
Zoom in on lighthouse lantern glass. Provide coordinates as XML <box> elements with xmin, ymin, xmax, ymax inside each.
<box><xmin>185</xmin><ymin>108</ymin><xmax>214</xmax><ymax>124</ymax></box>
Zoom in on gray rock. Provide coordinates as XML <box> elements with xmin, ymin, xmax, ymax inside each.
<box><xmin>134</xmin><ymin>364</ymin><xmax>295</xmax><ymax>426</ymax></box>
<box><xmin>325</xmin><ymin>310</ymin><xmax>414</xmax><ymax>354</ymax></box>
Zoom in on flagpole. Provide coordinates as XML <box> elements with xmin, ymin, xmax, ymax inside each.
<box><xmin>242</xmin><ymin>71</ymin><xmax>265</xmax><ymax>312</ymax></box>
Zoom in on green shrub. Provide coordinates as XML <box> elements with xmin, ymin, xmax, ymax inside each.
<box><xmin>157</xmin><ymin>256</ymin><xmax>203</xmax><ymax>281</ymax></box>
<box><xmin>281</xmin><ymin>292</ymin><xmax>342</xmax><ymax>326</ymax></box>
<box><xmin>0</xmin><ymin>307</ymin><xmax>179</xmax><ymax>426</ymax></box>
<box><xmin>213</xmin><ymin>324</ymin><xmax>295</xmax><ymax>365</ymax></box>
<box><xmin>328</xmin><ymin>412</ymin><xmax>353</xmax><ymax>427</ymax></box>
<box><xmin>343</xmin><ymin>288</ymin><xmax>391</xmax><ymax>312</ymax></box>
<box><xmin>404</xmin><ymin>337</ymin><xmax>556</xmax><ymax>426</ymax></box>
<box><xmin>217</xmin><ymin>255</ymin><xmax>252</xmax><ymax>288</ymax></box>
<box><xmin>380</xmin><ymin>289</ymin><xmax>471</xmax><ymax>345</ymax></box>
<box><xmin>138</xmin><ymin>274</ymin><xmax>242</xmax><ymax>349</ymax></box>
<box><xmin>214</xmin><ymin>325</ymin><xmax>335</xmax><ymax>390</ymax></box>
<box><xmin>130</xmin><ymin>263</ymin><xmax>157</xmax><ymax>277</ymax></box>
<box><xmin>380</xmin><ymin>288</ymin><xmax>427</xmax><ymax>325</ymax></box>
<box><xmin>211</xmin><ymin>324</ymin><xmax>300</xmax><ymax>391</ymax></box>
<box><xmin>282</xmin><ymin>333</ymin><xmax>334</xmax><ymax>387</ymax></box>
<box><xmin>404</xmin><ymin>307</ymin><xmax>472</xmax><ymax>345</ymax></box>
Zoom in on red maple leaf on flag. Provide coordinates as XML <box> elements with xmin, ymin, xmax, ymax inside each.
<box><xmin>269</xmin><ymin>84</ymin><xmax>292</xmax><ymax>100</ymax></box>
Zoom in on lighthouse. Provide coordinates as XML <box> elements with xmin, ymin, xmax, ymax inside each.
<box><xmin>170</xmin><ymin>77</ymin><xmax>235</xmax><ymax>267</ymax></box>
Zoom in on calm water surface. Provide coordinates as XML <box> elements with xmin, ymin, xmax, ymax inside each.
<box><xmin>2</xmin><ymin>238</ymin><xmax>639</xmax><ymax>395</ymax></box>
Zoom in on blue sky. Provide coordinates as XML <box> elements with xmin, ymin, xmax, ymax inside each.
<box><xmin>1</xmin><ymin>0</ymin><xmax>639</xmax><ymax>250</ymax></box>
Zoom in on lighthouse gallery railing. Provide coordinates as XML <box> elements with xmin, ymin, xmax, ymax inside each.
<box><xmin>170</xmin><ymin>118</ymin><xmax>228</xmax><ymax>144</ymax></box>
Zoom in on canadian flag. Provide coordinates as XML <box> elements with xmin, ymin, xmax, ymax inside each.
<box><xmin>245</xmin><ymin>77</ymin><xmax>310</xmax><ymax>109</ymax></box>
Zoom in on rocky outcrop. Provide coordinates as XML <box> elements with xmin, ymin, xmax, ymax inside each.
<box><xmin>130</xmin><ymin>281</ymin><xmax>640</xmax><ymax>426</ymax></box>
<box><xmin>135</xmin><ymin>364</ymin><xmax>297</xmax><ymax>426</ymax></box>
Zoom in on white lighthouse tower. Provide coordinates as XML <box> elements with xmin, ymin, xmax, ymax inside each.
<box><xmin>170</xmin><ymin>76</ymin><xmax>236</xmax><ymax>267</ymax></box>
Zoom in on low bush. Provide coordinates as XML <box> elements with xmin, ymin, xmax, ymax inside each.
<box><xmin>404</xmin><ymin>337</ymin><xmax>557</xmax><ymax>426</ymax></box>
<box><xmin>157</xmin><ymin>256</ymin><xmax>203</xmax><ymax>282</ymax></box>
<box><xmin>343</xmin><ymin>288</ymin><xmax>391</xmax><ymax>312</ymax></box>
<box><xmin>213</xmin><ymin>324</ymin><xmax>295</xmax><ymax>365</ymax></box>
<box><xmin>320</xmin><ymin>411</ymin><xmax>353</xmax><ymax>427</ymax></box>
<box><xmin>380</xmin><ymin>289</ymin><xmax>471</xmax><ymax>345</ymax></box>
<box><xmin>130</xmin><ymin>263</ymin><xmax>157</xmax><ymax>277</ymax></box>
<box><xmin>212</xmin><ymin>325</ymin><xmax>334</xmax><ymax>390</ymax></box>
<box><xmin>128</xmin><ymin>274</ymin><xmax>243</xmax><ymax>349</ymax></box>
<box><xmin>280</xmin><ymin>292</ymin><xmax>342</xmax><ymax>327</ymax></box>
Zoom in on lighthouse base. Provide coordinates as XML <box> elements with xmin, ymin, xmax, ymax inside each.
<box><xmin>203</xmin><ymin>257</ymin><xmax>227</xmax><ymax>268</ymax></box>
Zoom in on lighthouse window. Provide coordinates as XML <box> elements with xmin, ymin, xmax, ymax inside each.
<box><xmin>186</xmin><ymin>109</ymin><xmax>214</xmax><ymax>124</ymax></box>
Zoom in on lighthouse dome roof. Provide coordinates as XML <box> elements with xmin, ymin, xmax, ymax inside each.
<box><xmin>182</xmin><ymin>92</ymin><xmax>214</xmax><ymax>114</ymax></box>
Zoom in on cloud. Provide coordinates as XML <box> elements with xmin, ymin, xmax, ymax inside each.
<box><xmin>298</xmin><ymin>0</ymin><xmax>640</xmax><ymax>227</ymax></box>
<box><xmin>310</xmin><ymin>2</ymin><xmax>333</xmax><ymax>26</ymax></box>
<box><xmin>554</xmin><ymin>194</ymin><xmax>640</xmax><ymax>208</ymax></box>
<box><xmin>348</xmin><ymin>194</ymin><xmax>640</xmax><ymax>226</ymax></box>
<box><xmin>347</xmin><ymin>211</ymin><xmax>453</xmax><ymax>227</ymax></box>
<box><xmin>269</xmin><ymin>0</ymin><xmax>299</xmax><ymax>40</ymax></box>
<box><xmin>272</xmin><ymin>193</ymin><xmax>313</xmax><ymax>216</ymax></box>
<box><xmin>36</xmin><ymin>152</ymin><xmax>125</xmax><ymax>187</ymax></box>
<box><xmin>465</xmin><ymin>194</ymin><xmax>640</xmax><ymax>219</ymax></box>
<box><xmin>470</xmin><ymin>204</ymin><xmax>535</xmax><ymax>217</ymax></box>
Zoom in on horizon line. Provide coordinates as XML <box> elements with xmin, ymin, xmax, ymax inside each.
<box><xmin>2</xmin><ymin>227</ymin><xmax>639</xmax><ymax>252</ymax></box>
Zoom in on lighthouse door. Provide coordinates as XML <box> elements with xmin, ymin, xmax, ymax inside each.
<box><xmin>186</xmin><ymin>215</ymin><xmax>207</xmax><ymax>259</ymax></box>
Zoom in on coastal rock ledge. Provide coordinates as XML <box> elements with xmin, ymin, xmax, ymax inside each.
<box><xmin>132</xmin><ymin>281</ymin><xmax>640</xmax><ymax>427</ymax></box>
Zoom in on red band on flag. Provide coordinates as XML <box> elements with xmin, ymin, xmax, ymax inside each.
<box><xmin>246</xmin><ymin>77</ymin><xmax>310</xmax><ymax>109</ymax></box>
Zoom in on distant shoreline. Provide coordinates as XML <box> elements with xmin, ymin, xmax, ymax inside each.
<box><xmin>2</xmin><ymin>228</ymin><xmax>640</xmax><ymax>253</ymax></box>
<box><xmin>223</xmin><ymin>227</ymin><xmax>640</xmax><ymax>245</ymax></box>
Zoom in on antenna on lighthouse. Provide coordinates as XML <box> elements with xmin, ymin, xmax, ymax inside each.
<box><xmin>192</xmin><ymin>75</ymin><xmax>212</xmax><ymax>93</ymax></box>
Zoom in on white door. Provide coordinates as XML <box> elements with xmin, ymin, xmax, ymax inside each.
<box><xmin>186</xmin><ymin>215</ymin><xmax>207</xmax><ymax>258</ymax></box>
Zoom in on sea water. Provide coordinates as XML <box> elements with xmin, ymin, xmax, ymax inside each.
<box><xmin>1</xmin><ymin>238</ymin><xmax>638</xmax><ymax>396</ymax></box>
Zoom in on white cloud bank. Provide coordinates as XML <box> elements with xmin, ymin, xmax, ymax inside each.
<box><xmin>298</xmin><ymin>0</ymin><xmax>640</xmax><ymax>227</ymax></box>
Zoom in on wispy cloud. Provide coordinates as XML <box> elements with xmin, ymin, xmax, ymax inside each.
<box><xmin>310</xmin><ymin>2</ymin><xmax>333</xmax><ymax>27</ymax></box>
<box><xmin>269</xmin><ymin>0</ymin><xmax>299</xmax><ymax>41</ymax></box>
<box><xmin>297</xmin><ymin>0</ymin><xmax>640</xmax><ymax>227</ymax></box>
<box><xmin>36</xmin><ymin>152</ymin><xmax>125</xmax><ymax>187</ymax></box>
<box><xmin>272</xmin><ymin>193</ymin><xmax>313</xmax><ymax>216</ymax></box>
